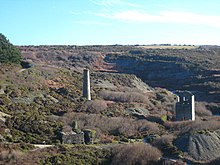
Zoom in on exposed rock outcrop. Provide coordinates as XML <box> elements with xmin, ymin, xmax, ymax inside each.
<box><xmin>175</xmin><ymin>129</ymin><xmax>220</xmax><ymax>161</ymax></box>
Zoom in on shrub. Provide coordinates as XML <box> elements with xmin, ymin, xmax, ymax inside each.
<box><xmin>0</xmin><ymin>150</ymin><xmax>23</xmax><ymax>162</ymax></box>
<box><xmin>99</xmin><ymin>90</ymin><xmax>148</xmax><ymax>103</ymax></box>
<box><xmin>161</xmin><ymin>115</ymin><xmax>167</xmax><ymax>122</ymax></box>
<box><xmin>207</xmin><ymin>103</ymin><xmax>220</xmax><ymax>115</ymax></box>
<box><xmin>43</xmin><ymin>145</ymin><xmax>111</xmax><ymax>165</ymax></box>
<box><xmin>195</xmin><ymin>102</ymin><xmax>212</xmax><ymax>117</ymax></box>
<box><xmin>80</xmin><ymin>100</ymin><xmax>108</xmax><ymax>114</ymax></box>
<box><xmin>152</xmin><ymin>134</ymin><xmax>174</xmax><ymax>149</ymax></box>
<box><xmin>111</xmin><ymin>143</ymin><xmax>161</xmax><ymax>165</ymax></box>
<box><xmin>165</xmin><ymin>120</ymin><xmax>220</xmax><ymax>134</ymax></box>
<box><xmin>62</xmin><ymin>113</ymin><xmax>159</xmax><ymax>138</ymax></box>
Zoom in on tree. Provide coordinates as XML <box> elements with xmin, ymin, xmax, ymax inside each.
<box><xmin>0</xmin><ymin>33</ymin><xmax>21</xmax><ymax>64</ymax></box>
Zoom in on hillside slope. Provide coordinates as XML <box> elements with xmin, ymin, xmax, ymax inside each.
<box><xmin>0</xmin><ymin>45</ymin><xmax>219</xmax><ymax>164</ymax></box>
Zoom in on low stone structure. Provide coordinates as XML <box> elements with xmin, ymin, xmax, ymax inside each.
<box><xmin>60</xmin><ymin>131</ymin><xmax>84</xmax><ymax>144</ymax></box>
<box><xmin>175</xmin><ymin>91</ymin><xmax>195</xmax><ymax>121</ymax></box>
<box><xmin>60</xmin><ymin>120</ymin><xmax>96</xmax><ymax>144</ymax></box>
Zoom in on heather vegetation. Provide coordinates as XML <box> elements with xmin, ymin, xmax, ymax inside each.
<box><xmin>0</xmin><ymin>39</ymin><xmax>220</xmax><ymax>164</ymax></box>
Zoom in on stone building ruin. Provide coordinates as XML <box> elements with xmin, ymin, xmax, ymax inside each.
<box><xmin>60</xmin><ymin>130</ymin><xmax>95</xmax><ymax>145</ymax></box>
<box><xmin>60</xmin><ymin>131</ymin><xmax>85</xmax><ymax>144</ymax></box>
<box><xmin>60</xmin><ymin>120</ymin><xmax>95</xmax><ymax>144</ymax></box>
<box><xmin>175</xmin><ymin>91</ymin><xmax>195</xmax><ymax>121</ymax></box>
<box><xmin>83</xmin><ymin>68</ymin><xmax>91</xmax><ymax>100</ymax></box>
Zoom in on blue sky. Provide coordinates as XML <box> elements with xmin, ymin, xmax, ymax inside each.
<box><xmin>1</xmin><ymin>0</ymin><xmax>220</xmax><ymax>45</ymax></box>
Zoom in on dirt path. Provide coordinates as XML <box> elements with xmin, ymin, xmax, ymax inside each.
<box><xmin>18</xmin><ymin>69</ymin><xmax>27</xmax><ymax>73</ymax></box>
<box><xmin>31</xmin><ymin>144</ymin><xmax>54</xmax><ymax>152</ymax></box>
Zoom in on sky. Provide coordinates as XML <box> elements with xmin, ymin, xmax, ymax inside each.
<box><xmin>1</xmin><ymin>0</ymin><xmax>220</xmax><ymax>45</ymax></box>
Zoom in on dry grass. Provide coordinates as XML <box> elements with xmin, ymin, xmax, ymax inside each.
<box><xmin>138</xmin><ymin>45</ymin><xmax>198</xmax><ymax>50</ymax></box>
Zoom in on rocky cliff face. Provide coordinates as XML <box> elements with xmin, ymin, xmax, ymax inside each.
<box><xmin>104</xmin><ymin>54</ymin><xmax>194</xmax><ymax>89</ymax></box>
<box><xmin>103</xmin><ymin>48</ymin><xmax>220</xmax><ymax>103</ymax></box>
<box><xmin>175</xmin><ymin>130</ymin><xmax>220</xmax><ymax>161</ymax></box>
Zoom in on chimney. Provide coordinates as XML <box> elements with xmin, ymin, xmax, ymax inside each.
<box><xmin>83</xmin><ymin>68</ymin><xmax>91</xmax><ymax>100</ymax></box>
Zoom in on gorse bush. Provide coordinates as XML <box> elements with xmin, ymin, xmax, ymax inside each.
<box><xmin>0</xmin><ymin>33</ymin><xmax>21</xmax><ymax>64</ymax></box>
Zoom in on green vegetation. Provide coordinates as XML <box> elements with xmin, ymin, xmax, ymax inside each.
<box><xmin>42</xmin><ymin>145</ymin><xmax>112</xmax><ymax>165</ymax></box>
<box><xmin>0</xmin><ymin>33</ymin><xmax>21</xmax><ymax>64</ymax></box>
